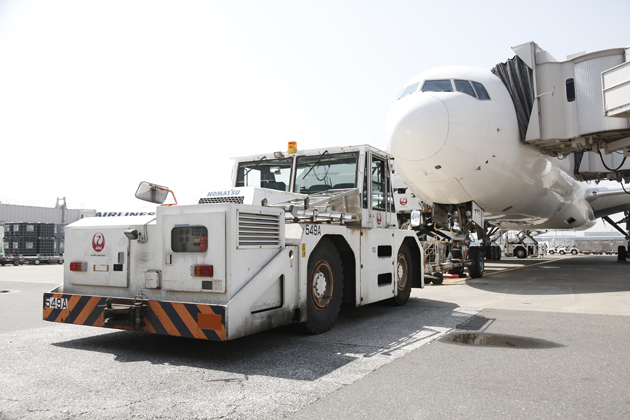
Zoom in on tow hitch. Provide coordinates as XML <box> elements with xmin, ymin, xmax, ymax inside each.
<box><xmin>102</xmin><ymin>296</ymin><xmax>147</xmax><ymax>330</ymax></box>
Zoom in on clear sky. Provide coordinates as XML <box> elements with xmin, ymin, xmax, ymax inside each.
<box><xmin>0</xmin><ymin>0</ymin><xmax>628</xmax><ymax>231</ymax></box>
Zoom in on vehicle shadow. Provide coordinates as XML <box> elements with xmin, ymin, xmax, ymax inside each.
<box><xmin>51</xmin><ymin>298</ymin><xmax>466</xmax><ymax>381</ymax></box>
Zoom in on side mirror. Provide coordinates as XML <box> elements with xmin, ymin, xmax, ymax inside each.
<box><xmin>135</xmin><ymin>181</ymin><xmax>170</xmax><ymax>204</ymax></box>
<box><xmin>410</xmin><ymin>210</ymin><xmax>421</xmax><ymax>228</ymax></box>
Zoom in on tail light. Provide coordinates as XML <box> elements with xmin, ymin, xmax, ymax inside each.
<box><xmin>194</xmin><ymin>265</ymin><xmax>213</xmax><ymax>277</ymax></box>
<box><xmin>200</xmin><ymin>237</ymin><xmax>208</xmax><ymax>252</ymax></box>
<box><xmin>70</xmin><ymin>262</ymin><xmax>87</xmax><ymax>272</ymax></box>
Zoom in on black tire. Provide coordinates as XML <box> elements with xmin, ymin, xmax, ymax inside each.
<box><xmin>571</xmin><ymin>249</ymin><xmax>578</xmax><ymax>255</ymax></box>
<box><xmin>34</xmin><ymin>259</ymin><xmax>40</xmax><ymax>265</ymax></box>
<box><xmin>484</xmin><ymin>247</ymin><xmax>493</xmax><ymax>260</ymax></box>
<box><xmin>304</xmin><ymin>238</ymin><xmax>344</xmax><ymax>334</ymax></box>
<box><xmin>468</xmin><ymin>247</ymin><xmax>484</xmax><ymax>278</ymax></box>
<box><xmin>549</xmin><ymin>250</ymin><xmax>555</xmax><ymax>255</ymax></box>
<box><xmin>431</xmin><ymin>272</ymin><xmax>444</xmax><ymax>285</ymax></box>
<box><xmin>389</xmin><ymin>244</ymin><xmax>413</xmax><ymax>306</ymax></box>
<box><xmin>13</xmin><ymin>261</ymin><xmax>19</xmax><ymax>266</ymax></box>
<box><xmin>0</xmin><ymin>262</ymin><xmax>5</xmax><ymax>266</ymax></box>
<box><xmin>57</xmin><ymin>259</ymin><xmax>64</xmax><ymax>264</ymax></box>
<box><xmin>559</xmin><ymin>250</ymin><xmax>566</xmax><ymax>255</ymax></box>
<box><xmin>515</xmin><ymin>248</ymin><xmax>527</xmax><ymax>259</ymax></box>
<box><xmin>618</xmin><ymin>246</ymin><xmax>627</xmax><ymax>260</ymax></box>
<box><xmin>495</xmin><ymin>246</ymin><xmax>502</xmax><ymax>261</ymax></box>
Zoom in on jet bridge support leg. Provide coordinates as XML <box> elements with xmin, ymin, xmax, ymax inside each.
<box><xmin>602</xmin><ymin>211</ymin><xmax>630</xmax><ymax>261</ymax></box>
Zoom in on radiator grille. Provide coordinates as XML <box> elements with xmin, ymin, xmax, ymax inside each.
<box><xmin>199</xmin><ymin>196</ymin><xmax>244</xmax><ymax>204</ymax></box>
<box><xmin>238</xmin><ymin>212</ymin><xmax>281</xmax><ymax>247</ymax></box>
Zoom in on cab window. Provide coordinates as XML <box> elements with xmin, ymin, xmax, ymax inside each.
<box><xmin>371</xmin><ymin>157</ymin><xmax>392</xmax><ymax>211</ymax></box>
<box><xmin>294</xmin><ymin>152</ymin><xmax>358</xmax><ymax>194</ymax></box>
<box><xmin>421</xmin><ymin>80</ymin><xmax>453</xmax><ymax>92</ymax></box>
<box><xmin>236</xmin><ymin>157</ymin><xmax>293</xmax><ymax>191</ymax></box>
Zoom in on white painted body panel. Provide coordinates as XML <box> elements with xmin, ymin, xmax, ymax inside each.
<box><xmin>386</xmin><ymin>66</ymin><xmax>597</xmax><ymax>230</ymax></box>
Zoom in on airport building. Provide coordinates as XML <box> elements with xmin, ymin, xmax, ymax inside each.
<box><xmin>0</xmin><ymin>199</ymin><xmax>96</xmax><ymax>258</ymax></box>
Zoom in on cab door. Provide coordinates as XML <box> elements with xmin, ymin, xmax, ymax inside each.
<box><xmin>363</xmin><ymin>151</ymin><xmax>395</xmax><ymax>228</ymax></box>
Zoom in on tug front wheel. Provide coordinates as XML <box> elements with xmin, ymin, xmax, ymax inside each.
<box><xmin>304</xmin><ymin>239</ymin><xmax>344</xmax><ymax>334</ymax></box>
<box><xmin>389</xmin><ymin>244</ymin><xmax>413</xmax><ymax>306</ymax></box>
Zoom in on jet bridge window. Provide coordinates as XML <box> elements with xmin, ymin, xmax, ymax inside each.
<box><xmin>294</xmin><ymin>152</ymin><xmax>358</xmax><ymax>194</ymax></box>
<box><xmin>398</xmin><ymin>82</ymin><xmax>419</xmax><ymax>100</ymax></box>
<box><xmin>566</xmin><ymin>78</ymin><xmax>575</xmax><ymax>102</ymax></box>
<box><xmin>235</xmin><ymin>157</ymin><xmax>293</xmax><ymax>191</ymax></box>
<box><xmin>471</xmin><ymin>81</ymin><xmax>490</xmax><ymax>100</ymax></box>
<box><xmin>421</xmin><ymin>80</ymin><xmax>453</xmax><ymax>92</ymax></box>
<box><xmin>454</xmin><ymin>80</ymin><xmax>476</xmax><ymax>97</ymax></box>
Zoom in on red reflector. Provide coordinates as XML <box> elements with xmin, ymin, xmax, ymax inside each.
<box><xmin>194</xmin><ymin>265</ymin><xmax>213</xmax><ymax>277</ymax></box>
<box><xmin>200</xmin><ymin>236</ymin><xmax>208</xmax><ymax>252</ymax></box>
<box><xmin>70</xmin><ymin>262</ymin><xmax>86</xmax><ymax>272</ymax></box>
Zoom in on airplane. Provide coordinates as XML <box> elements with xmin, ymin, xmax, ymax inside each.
<box><xmin>385</xmin><ymin>48</ymin><xmax>630</xmax><ymax>261</ymax></box>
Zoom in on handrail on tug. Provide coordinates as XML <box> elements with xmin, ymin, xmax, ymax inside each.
<box><xmin>271</xmin><ymin>188</ymin><xmax>361</xmax><ymax>225</ymax></box>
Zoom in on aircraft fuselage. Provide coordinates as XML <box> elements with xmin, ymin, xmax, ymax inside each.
<box><xmin>386</xmin><ymin>66</ymin><xmax>596</xmax><ymax>230</ymax></box>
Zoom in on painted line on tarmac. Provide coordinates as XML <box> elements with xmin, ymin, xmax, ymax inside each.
<box><xmin>483</xmin><ymin>258</ymin><xmax>565</xmax><ymax>276</ymax></box>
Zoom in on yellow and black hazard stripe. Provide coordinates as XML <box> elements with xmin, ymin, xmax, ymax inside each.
<box><xmin>43</xmin><ymin>292</ymin><xmax>226</xmax><ymax>341</ymax></box>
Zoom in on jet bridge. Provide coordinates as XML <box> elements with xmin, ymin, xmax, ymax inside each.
<box><xmin>492</xmin><ymin>42</ymin><xmax>630</xmax><ymax>183</ymax></box>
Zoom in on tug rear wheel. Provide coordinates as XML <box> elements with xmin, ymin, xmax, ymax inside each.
<box><xmin>304</xmin><ymin>239</ymin><xmax>344</xmax><ymax>334</ymax></box>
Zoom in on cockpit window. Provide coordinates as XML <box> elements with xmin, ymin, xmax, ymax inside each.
<box><xmin>398</xmin><ymin>82</ymin><xmax>419</xmax><ymax>100</ymax></box>
<box><xmin>421</xmin><ymin>80</ymin><xmax>453</xmax><ymax>92</ymax></box>
<box><xmin>471</xmin><ymin>81</ymin><xmax>490</xmax><ymax>100</ymax></box>
<box><xmin>454</xmin><ymin>80</ymin><xmax>476</xmax><ymax>97</ymax></box>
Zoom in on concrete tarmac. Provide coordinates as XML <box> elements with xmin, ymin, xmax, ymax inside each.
<box><xmin>1</xmin><ymin>255</ymin><xmax>629</xmax><ymax>419</ymax></box>
<box><xmin>288</xmin><ymin>255</ymin><xmax>630</xmax><ymax>419</ymax></box>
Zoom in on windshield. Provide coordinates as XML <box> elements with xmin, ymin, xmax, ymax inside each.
<box><xmin>235</xmin><ymin>157</ymin><xmax>293</xmax><ymax>191</ymax></box>
<box><xmin>294</xmin><ymin>152</ymin><xmax>358</xmax><ymax>194</ymax></box>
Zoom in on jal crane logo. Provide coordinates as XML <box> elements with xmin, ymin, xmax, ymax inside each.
<box><xmin>400</xmin><ymin>197</ymin><xmax>408</xmax><ymax>206</ymax></box>
<box><xmin>376</xmin><ymin>212</ymin><xmax>382</xmax><ymax>225</ymax></box>
<box><xmin>92</xmin><ymin>233</ymin><xmax>105</xmax><ymax>252</ymax></box>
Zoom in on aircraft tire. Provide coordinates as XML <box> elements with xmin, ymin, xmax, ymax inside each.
<box><xmin>484</xmin><ymin>247</ymin><xmax>493</xmax><ymax>260</ymax></box>
<box><xmin>618</xmin><ymin>246</ymin><xmax>627</xmax><ymax>260</ymax></box>
<box><xmin>388</xmin><ymin>244</ymin><xmax>413</xmax><ymax>306</ymax></box>
<box><xmin>468</xmin><ymin>247</ymin><xmax>484</xmax><ymax>278</ymax></box>
<box><xmin>303</xmin><ymin>238</ymin><xmax>344</xmax><ymax>334</ymax></box>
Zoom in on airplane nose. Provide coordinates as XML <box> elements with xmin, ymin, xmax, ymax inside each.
<box><xmin>387</xmin><ymin>94</ymin><xmax>448</xmax><ymax>161</ymax></box>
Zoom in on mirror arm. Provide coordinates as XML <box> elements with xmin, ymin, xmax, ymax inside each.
<box><xmin>156</xmin><ymin>186</ymin><xmax>178</xmax><ymax>206</ymax></box>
